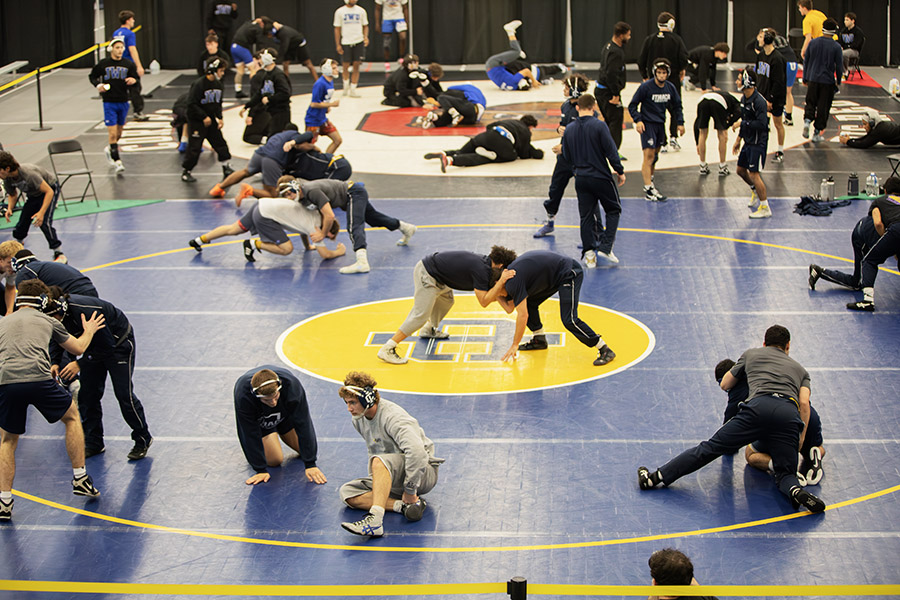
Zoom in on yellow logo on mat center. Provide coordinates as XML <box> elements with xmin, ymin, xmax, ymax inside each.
<box><xmin>277</xmin><ymin>296</ymin><xmax>654</xmax><ymax>395</ymax></box>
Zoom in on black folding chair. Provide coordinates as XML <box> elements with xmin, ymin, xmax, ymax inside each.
<box><xmin>47</xmin><ymin>139</ymin><xmax>99</xmax><ymax>210</ymax></box>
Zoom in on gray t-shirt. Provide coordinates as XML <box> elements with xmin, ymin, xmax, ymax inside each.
<box><xmin>353</xmin><ymin>398</ymin><xmax>444</xmax><ymax>495</ymax></box>
<box><xmin>730</xmin><ymin>345</ymin><xmax>810</xmax><ymax>402</ymax></box>
<box><xmin>3</xmin><ymin>164</ymin><xmax>57</xmax><ymax>198</ymax></box>
<box><xmin>299</xmin><ymin>179</ymin><xmax>349</xmax><ymax>211</ymax></box>
<box><xmin>0</xmin><ymin>308</ymin><xmax>71</xmax><ymax>384</ymax></box>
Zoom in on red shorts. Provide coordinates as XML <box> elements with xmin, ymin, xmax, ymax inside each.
<box><xmin>307</xmin><ymin>121</ymin><xmax>337</xmax><ymax>136</ymax></box>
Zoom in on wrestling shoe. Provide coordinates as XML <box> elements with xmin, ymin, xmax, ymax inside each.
<box><xmin>0</xmin><ymin>498</ymin><xmax>13</xmax><ymax>521</ymax></box>
<box><xmin>422</xmin><ymin>110</ymin><xmax>439</xmax><ymax>129</ymax></box>
<box><xmin>808</xmin><ymin>264</ymin><xmax>822</xmax><ymax>290</ymax></box>
<box><xmin>811</xmin><ymin>132</ymin><xmax>824</xmax><ymax>143</ymax></box>
<box><xmin>53</xmin><ymin>251</ymin><xmax>68</xmax><ymax>264</ymax></box>
<box><xmin>235</xmin><ymin>89</ymin><xmax>248</xmax><ymax>99</ymax></box>
<box><xmin>114</xmin><ymin>160</ymin><xmax>125</xmax><ymax>175</ymax></box>
<box><xmin>804</xmin><ymin>447</ymin><xmax>824</xmax><ymax>485</ymax></box>
<box><xmin>377</xmin><ymin>346</ymin><xmax>408</xmax><ymax>364</ymax></box>
<box><xmin>133</xmin><ymin>112</ymin><xmax>149</xmax><ymax>122</ymax></box>
<box><xmin>181</xmin><ymin>169</ymin><xmax>196</xmax><ymax>183</ymax></box>
<box><xmin>424</xmin><ymin>151</ymin><xmax>450</xmax><ymax>173</ymax></box>
<box><xmin>209</xmin><ymin>184</ymin><xmax>226</xmax><ymax>198</ymax></box>
<box><xmin>748</xmin><ymin>189</ymin><xmax>759</xmax><ymax>207</ymax></box>
<box><xmin>669</xmin><ymin>138</ymin><xmax>681</xmax><ymax>152</ymax></box>
<box><xmin>597</xmin><ymin>250</ymin><xmax>619</xmax><ymax>264</ymax></box>
<box><xmin>450</xmin><ymin>109</ymin><xmax>464</xmax><ymax>127</ymax></box>
<box><xmin>397</xmin><ymin>221</ymin><xmax>417</xmax><ymax>246</ymax></box>
<box><xmin>802</xmin><ymin>120</ymin><xmax>811</xmax><ymax>139</ymax></box>
<box><xmin>593</xmin><ymin>344</ymin><xmax>616</xmax><ymax>366</ymax></box>
<box><xmin>584</xmin><ymin>250</ymin><xmax>597</xmax><ymax>269</ymax></box>
<box><xmin>222</xmin><ymin>163</ymin><xmax>234</xmax><ymax>178</ymax></box>
<box><xmin>791</xmin><ymin>487</ymin><xmax>825</xmax><ymax>513</ymax></box>
<box><xmin>503</xmin><ymin>20</ymin><xmax>522</xmax><ymax>36</ymax></box>
<box><xmin>189</xmin><ymin>238</ymin><xmax>203</xmax><ymax>252</ymax></box>
<box><xmin>718</xmin><ymin>164</ymin><xmax>730</xmax><ymax>176</ymax></box>
<box><xmin>341</xmin><ymin>513</ymin><xmax>384</xmax><ymax>537</ymax></box>
<box><xmin>104</xmin><ymin>146</ymin><xmax>115</xmax><ymax>166</ymax></box>
<box><xmin>177</xmin><ymin>141</ymin><xmax>187</xmax><ymax>153</ymax></box>
<box><xmin>533</xmin><ymin>220</ymin><xmax>554</xmax><ymax>238</ymax></box>
<box><xmin>235</xmin><ymin>183</ymin><xmax>254</xmax><ymax>207</ymax></box>
<box><xmin>749</xmin><ymin>204</ymin><xmax>772</xmax><ymax>218</ymax></box>
<box><xmin>242</xmin><ymin>239</ymin><xmax>256</xmax><ymax>262</ymax></box>
<box><xmin>699</xmin><ymin>164</ymin><xmax>710</xmax><ymax>175</ymax></box>
<box><xmin>84</xmin><ymin>446</ymin><xmax>105</xmax><ymax>458</ymax></box>
<box><xmin>846</xmin><ymin>299</ymin><xmax>874</xmax><ymax>311</ymax></box>
<box><xmin>475</xmin><ymin>147</ymin><xmax>497</xmax><ymax>161</ymax></box>
<box><xmin>773</xmin><ymin>151</ymin><xmax>784</xmax><ymax>163</ymax></box>
<box><xmin>73</xmin><ymin>474</ymin><xmax>101</xmax><ymax>497</ymax></box>
<box><xmin>518</xmin><ymin>336</ymin><xmax>548</xmax><ymax>351</ymax></box>
<box><xmin>127</xmin><ymin>438</ymin><xmax>153</xmax><ymax>461</ymax></box>
<box><xmin>638</xmin><ymin>466</ymin><xmax>659</xmax><ymax>490</ymax></box>
<box><xmin>783</xmin><ymin>115</ymin><xmax>794</xmax><ymax>126</ymax></box>
<box><xmin>401</xmin><ymin>498</ymin><xmax>427</xmax><ymax>522</ymax></box>
<box><xmin>644</xmin><ymin>186</ymin><xmax>667</xmax><ymax>202</ymax></box>
<box><xmin>419</xmin><ymin>326</ymin><xmax>449</xmax><ymax>339</ymax></box>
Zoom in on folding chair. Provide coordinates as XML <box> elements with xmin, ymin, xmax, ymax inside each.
<box><xmin>47</xmin><ymin>139</ymin><xmax>99</xmax><ymax>210</ymax></box>
<box><xmin>846</xmin><ymin>38</ymin><xmax>865</xmax><ymax>81</ymax></box>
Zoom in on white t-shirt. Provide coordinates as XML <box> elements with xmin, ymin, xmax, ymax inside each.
<box><xmin>334</xmin><ymin>5</ymin><xmax>369</xmax><ymax>45</ymax></box>
<box><xmin>376</xmin><ymin>0</ymin><xmax>407</xmax><ymax>21</ymax></box>
<box><xmin>258</xmin><ymin>197</ymin><xmax>324</xmax><ymax>245</ymax></box>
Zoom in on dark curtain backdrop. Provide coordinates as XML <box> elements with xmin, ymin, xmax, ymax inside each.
<box><xmin>0</xmin><ymin>0</ymin><xmax>94</xmax><ymax>68</ymax></box>
<box><xmin>2</xmin><ymin>0</ymin><xmax>896</xmax><ymax>72</ymax></box>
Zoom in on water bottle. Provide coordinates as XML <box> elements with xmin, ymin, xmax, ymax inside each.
<box><xmin>820</xmin><ymin>177</ymin><xmax>835</xmax><ymax>202</ymax></box>
<box><xmin>149</xmin><ymin>59</ymin><xmax>161</xmax><ymax>75</ymax></box>
<box><xmin>865</xmin><ymin>173</ymin><xmax>877</xmax><ymax>196</ymax></box>
<box><xmin>848</xmin><ymin>172</ymin><xmax>859</xmax><ymax>196</ymax></box>
<box><xmin>872</xmin><ymin>172</ymin><xmax>879</xmax><ymax>195</ymax></box>
<box><xmin>891</xmin><ymin>78</ymin><xmax>900</xmax><ymax>96</ymax></box>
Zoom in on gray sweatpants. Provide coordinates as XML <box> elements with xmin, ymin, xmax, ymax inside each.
<box><xmin>398</xmin><ymin>260</ymin><xmax>454</xmax><ymax>336</ymax></box>
<box><xmin>339</xmin><ymin>453</ymin><xmax>440</xmax><ymax>503</ymax></box>
<box><xmin>485</xmin><ymin>39</ymin><xmax>522</xmax><ymax>71</ymax></box>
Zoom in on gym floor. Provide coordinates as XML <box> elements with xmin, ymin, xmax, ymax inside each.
<box><xmin>0</xmin><ymin>64</ymin><xmax>898</xmax><ymax>599</ymax></box>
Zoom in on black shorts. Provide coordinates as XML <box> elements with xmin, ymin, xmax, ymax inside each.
<box><xmin>261</xmin><ymin>418</ymin><xmax>295</xmax><ymax>437</ymax></box>
<box><xmin>340</xmin><ymin>43</ymin><xmax>366</xmax><ymax>64</ymax></box>
<box><xmin>696</xmin><ymin>98</ymin><xmax>729</xmax><ymax>131</ymax></box>
<box><xmin>284</xmin><ymin>39</ymin><xmax>310</xmax><ymax>63</ymax></box>
<box><xmin>0</xmin><ymin>380</ymin><xmax>72</xmax><ymax>435</ymax></box>
<box><xmin>238</xmin><ymin>204</ymin><xmax>289</xmax><ymax>245</ymax></box>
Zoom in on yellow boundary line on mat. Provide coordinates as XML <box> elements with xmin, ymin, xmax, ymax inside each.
<box><xmin>0</xmin><ymin>580</ymin><xmax>897</xmax><ymax>596</ymax></box>
<box><xmin>80</xmin><ymin>224</ymin><xmax>900</xmax><ymax>277</ymax></box>
<box><xmin>11</xmin><ymin>483</ymin><xmax>900</xmax><ymax>553</ymax></box>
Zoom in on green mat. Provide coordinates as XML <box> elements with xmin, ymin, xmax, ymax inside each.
<box><xmin>0</xmin><ymin>199</ymin><xmax>164</xmax><ymax>230</ymax></box>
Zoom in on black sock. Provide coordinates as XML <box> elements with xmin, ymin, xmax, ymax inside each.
<box><xmin>110</xmin><ymin>143</ymin><xmax>120</xmax><ymax>161</ymax></box>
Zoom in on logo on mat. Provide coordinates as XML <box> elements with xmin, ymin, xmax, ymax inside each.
<box><xmin>277</xmin><ymin>296</ymin><xmax>654</xmax><ymax>396</ymax></box>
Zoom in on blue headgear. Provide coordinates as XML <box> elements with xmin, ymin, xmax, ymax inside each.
<box><xmin>345</xmin><ymin>385</ymin><xmax>377</xmax><ymax>410</ymax></box>
<box><xmin>738</xmin><ymin>67</ymin><xmax>757</xmax><ymax>90</ymax></box>
<box><xmin>14</xmin><ymin>293</ymin><xmax>50</xmax><ymax>311</ymax></box>
<box><xmin>10</xmin><ymin>254</ymin><xmax>36</xmax><ymax>272</ymax></box>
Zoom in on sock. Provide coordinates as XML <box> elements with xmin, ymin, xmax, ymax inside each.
<box><xmin>350</xmin><ymin>83</ymin><xmax>358</xmax><ymax>92</ymax></box>
<box><xmin>596</xmin><ymin>337</ymin><xmax>606</xmax><ymax>348</ymax></box>
<box><xmin>109</xmin><ymin>143</ymin><xmax>120</xmax><ymax>161</ymax></box>
<box><xmin>700</xmin><ymin>162</ymin><xmax>708</xmax><ymax>168</ymax></box>
<box><xmin>369</xmin><ymin>505</ymin><xmax>385</xmax><ymax>523</ymax></box>
<box><xmin>532</xmin><ymin>328</ymin><xmax>545</xmax><ymax>336</ymax></box>
<box><xmin>0</xmin><ymin>491</ymin><xmax>11</xmax><ymax>502</ymax></box>
<box><xmin>778</xmin><ymin>145</ymin><xmax>784</xmax><ymax>152</ymax></box>
<box><xmin>385</xmin><ymin>339</ymin><xmax>398</xmax><ymax>350</ymax></box>
<box><xmin>767</xmin><ymin>459</ymin><xmax>774</xmax><ymax>472</ymax></box>
<box><xmin>221</xmin><ymin>161</ymin><xmax>231</xmax><ymax>168</ymax></box>
<box><xmin>73</xmin><ymin>467</ymin><xmax>86</xmax><ymax>479</ymax></box>
<box><xmin>644</xmin><ymin>184</ymin><xmax>652</xmax><ymax>190</ymax></box>
<box><xmin>391</xmin><ymin>500</ymin><xmax>404</xmax><ymax>513</ymax></box>
<box><xmin>234</xmin><ymin>81</ymin><xmax>242</xmax><ymax>92</ymax></box>
<box><xmin>196</xmin><ymin>236</ymin><xmax>207</xmax><ymax>245</ymax></box>
<box><xmin>546</xmin><ymin>214</ymin><xmax>555</xmax><ymax>222</ymax></box>
<box><xmin>862</xmin><ymin>287</ymin><xmax>874</xmax><ymax>302</ymax></box>
<box><xmin>759</xmin><ymin>200</ymin><xmax>769</xmax><ymax>209</ymax></box>
<box><xmin>343</xmin><ymin>78</ymin><xmax>350</xmax><ymax>89</ymax></box>
<box><xmin>180</xmin><ymin>132</ymin><xmax>188</xmax><ymax>142</ymax></box>
<box><xmin>719</xmin><ymin>163</ymin><xmax>726</xmax><ymax>169</ymax></box>
<box><xmin>253</xmin><ymin>239</ymin><xmax>261</xmax><ymax>250</ymax></box>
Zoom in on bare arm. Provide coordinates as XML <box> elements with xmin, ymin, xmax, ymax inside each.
<box><xmin>334</xmin><ymin>27</ymin><xmax>342</xmax><ymax>53</ymax></box>
<box><xmin>872</xmin><ymin>207</ymin><xmax>885</xmax><ymax>237</ymax></box>
<box><xmin>4</xmin><ymin>283</ymin><xmax>15</xmax><ymax>316</ymax></box>
<box><xmin>501</xmin><ymin>300</ymin><xmax>529</xmax><ymax>362</ymax></box>
<box><xmin>798</xmin><ymin>386</ymin><xmax>811</xmax><ymax>448</ymax></box>
<box><xmin>128</xmin><ymin>45</ymin><xmax>145</xmax><ymax>76</ymax></box>
<box><xmin>58</xmin><ymin>312</ymin><xmax>106</xmax><ymax>356</ymax></box>
<box><xmin>315</xmin><ymin>242</ymin><xmax>346</xmax><ymax>259</ymax></box>
<box><xmin>310</xmin><ymin>203</ymin><xmax>335</xmax><ymax>243</ymax></box>
<box><xmin>31</xmin><ymin>180</ymin><xmax>55</xmax><ymax>227</ymax></box>
<box><xmin>720</xmin><ymin>370</ymin><xmax>737</xmax><ymax>391</ymax></box>
<box><xmin>473</xmin><ymin>269</ymin><xmax>516</xmax><ymax>307</ymax></box>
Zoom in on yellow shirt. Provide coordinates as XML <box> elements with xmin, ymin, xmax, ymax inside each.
<box><xmin>803</xmin><ymin>10</ymin><xmax>827</xmax><ymax>38</ymax></box>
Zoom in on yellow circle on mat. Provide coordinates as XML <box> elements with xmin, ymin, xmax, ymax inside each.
<box><xmin>277</xmin><ymin>296</ymin><xmax>654</xmax><ymax>395</ymax></box>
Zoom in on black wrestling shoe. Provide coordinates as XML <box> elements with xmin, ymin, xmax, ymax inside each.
<box><xmin>401</xmin><ymin>498</ymin><xmax>427</xmax><ymax>522</ymax></box>
<box><xmin>181</xmin><ymin>169</ymin><xmax>197</xmax><ymax>183</ymax></box>
<box><xmin>222</xmin><ymin>164</ymin><xmax>234</xmax><ymax>178</ymax></box>
<box><xmin>593</xmin><ymin>344</ymin><xmax>616</xmax><ymax>366</ymax></box>
<box><xmin>846</xmin><ymin>299</ymin><xmax>874</xmax><ymax>311</ymax></box>
<box><xmin>127</xmin><ymin>438</ymin><xmax>153</xmax><ymax>460</ymax></box>
<box><xmin>638</xmin><ymin>466</ymin><xmax>659</xmax><ymax>490</ymax></box>
<box><xmin>189</xmin><ymin>239</ymin><xmax>203</xmax><ymax>252</ymax></box>
<box><xmin>85</xmin><ymin>446</ymin><xmax>105</xmax><ymax>459</ymax></box>
<box><xmin>791</xmin><ymin>487</ymin><xmax>825</xmax><ymax>512</ymax></box>
<box><xmin>808</xmin><ymin>264</ymin><xmax>822</xmax><ymax>290</ymax></box>
<box><xmin>73</xmin><ymin>474</ymin><xmax>101</xmax><ymax>497</ymax></box>
<box><xmin>0</xmin><ymin>498</ymin><xmax>13</xmax><ymax>521</ymax></box>
<box><xmin>243</xmin><ymin>239</ymin><xmax>257</xmax><ymax>262</ymax></box>
<box><xmin>518</xmin><ymin>336</ymin><xmax>548</xmax><ymax>351</ymax></box>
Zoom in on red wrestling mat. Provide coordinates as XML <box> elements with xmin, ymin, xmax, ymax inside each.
<box><xmin>797</xmin><ymin>67</ymin><xmax>882</xmax><ymax>88</ymax></box>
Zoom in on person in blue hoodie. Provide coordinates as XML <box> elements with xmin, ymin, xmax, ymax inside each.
<box><xmin>732</xmin><ymin>68</ymin><xmax>772</xmax><ymax>218</ymax></box>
